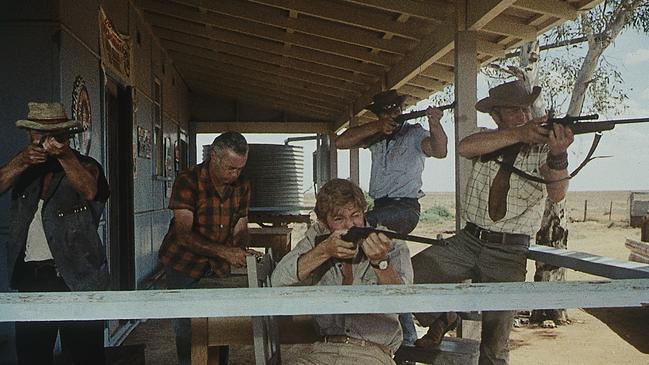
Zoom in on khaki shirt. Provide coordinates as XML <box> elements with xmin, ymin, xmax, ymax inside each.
<box><xmin>271</xmin><ymin>221</ymin><xmax>414</xmax><ymax>353</ymax></box>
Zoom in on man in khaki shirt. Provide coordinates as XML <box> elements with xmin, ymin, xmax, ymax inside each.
<box><xmin>412</xmin><ymin>80</ymin><xmax>574</xmax><ymax>365</ymax></box>
<box><xmin>272</xmin><ymin>178</ymin><xmax>413</xmax><ymax>365</ymax></box>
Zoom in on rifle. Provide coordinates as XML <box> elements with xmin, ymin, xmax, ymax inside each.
<box><xmin>36</xmin><ymin>126</ymin><xmax>87</xmax><ymax>146</ymax></box>
<box><xmin>314</xmin><ymin>226</ymin><xmax>447</xmax><ymax>247</ymax></box>
<box><xmin>361</xmin><ymin>101</ymin><xmax>456</xmax><ymax>147</ymax></box>
<box><xmin>480</xmin><ymin>114</ymin><xmax>649</xmax><ymax>162</ymax></box>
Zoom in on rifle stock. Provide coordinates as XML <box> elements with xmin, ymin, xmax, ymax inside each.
<box><xmin>361</xmin><ymin>101</ymin><xmax>455</xmax><ymax>147</ymax></box>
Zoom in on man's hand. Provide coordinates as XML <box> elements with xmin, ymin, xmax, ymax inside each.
<box><xmin>548</xmin><ymin>123</ymin><xmax>574</xmax><ymax>155</ymax></box>
<box><xmin>42</xmin><ymin>136</ymin><xmax>71</xmax><ymax>158</ymax></box>
<box><xmin>220</xmin><ymin>247</ymin><xmax>254</xmax><ymax>268</ymax></box>
<box><xmin>377</xmin><ymin>115</ymin><xmax>399</xmax><ymax>135</ymax></box>
<box><xmin>426</xmin><ymin>106</ymin><xmax>443</xmax><ymax>126</ymax></box>
<box><xmin>514</xmin><ymin>116</ymin><xmax>549</xmax><ymax>145</ymax></box>
<box><xmin>19</xmin><ymin>144</ymin><xmax>48</xmax><ymax>166</ymax></box>
<box><xmin>360</xmin><ymin>232</ymin><xmax>392</xmax><ymax>263</ymax></box>
<box><xmin>321</xmin><ymin>230</ymin><xmax>358</xmax><ymax>260</ymax></box>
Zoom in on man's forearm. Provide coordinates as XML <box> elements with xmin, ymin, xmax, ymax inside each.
<box><xmin>0</xmin><ymin>154</ymin><xmax>29</xmax><ymax>194</ymax></box>
<box><xmin>335</xmin><ymin>122</ymin><xmax>381</xmax><ymax>149</ymax></box>
<box><xmin>58</xmin><ymin>153</ymin><xmax>98</xmax><ymax>200</ymax></box>
<box><xmin>422</xmin><ymin>122</ymin><xmax>448</xmax><ymax>158</ymax></box>
<box><xmin>542</xmin><ymin>164</ymin><xmax>569</xmax><ymax>202</ymax></box>
<box><xmin>177</xmin><ymin>231</ymin><xmax>234</xmax><ymax>258</ymax></box>
<box><xmin>296</xmin><ymin>245</ymin><xmax>330</xmax><ymax>281</ymax></box>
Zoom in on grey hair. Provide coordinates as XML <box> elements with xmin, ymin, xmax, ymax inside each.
<box><xmin>211</xmin><ymin>132</ymin><xmax>248</xmax><ymax>157</ymax></box>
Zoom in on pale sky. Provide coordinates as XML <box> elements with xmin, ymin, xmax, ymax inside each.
<box><xmin>197</xmin><ymin>30</ymin><xmax>649</xmax><ymax>193</ymax></box>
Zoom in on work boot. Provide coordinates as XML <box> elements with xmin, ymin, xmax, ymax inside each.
<box><xmin>414</xmin><ymin>312</ymin><xmax>459</xmax><ymax>348</ymax></box>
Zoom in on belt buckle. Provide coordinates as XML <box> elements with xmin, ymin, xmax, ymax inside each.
<box><xmin>344</xmin><ymin>336</ymin><xmax>350</xmax><ymax>344</ymax></box>
<box><xmin>477</xmin><ymin>229</ymin><xmax>486</xmax><ymax>241</ymax></box>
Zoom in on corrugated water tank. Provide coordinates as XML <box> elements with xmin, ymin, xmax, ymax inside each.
<box><xmin>243</xmin><ymin>144</ymin><xmax>304</xmax><ymax>212</ymax></box>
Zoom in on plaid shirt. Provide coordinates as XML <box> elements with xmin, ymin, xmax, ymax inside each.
<box><xmin>463</xmin><ymin>136</ymin><xmax>549</xmax><ymax>239</ymax></box>
<box><xmin>159</xmin><ymin>161</ymin><xmax>250</xmax><ymax>278</ymax></box>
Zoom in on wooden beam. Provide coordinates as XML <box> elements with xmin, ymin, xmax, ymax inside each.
<box><xmin>153</xmin><ymin>26</ymin><xmax>384</xmax><ymax>76</ymax></box>
<box><xmin>340</xmin><ymin>0</ymin><xmax>451</xmax><ymax>21</ymax></box>
<box><xmin>482</xmin><ymin>16</ymin><xmax>538</xmax><ymax>40</ymax></box>
<box><xmin>144</xmin><ymin>11</ymin><xmax>398</xmax><ymax>66</ymax></box>
<box><xmin>477</xmin><ymin>39</ymin><xmax>507</xmax><ymax>57</ymax></box>
<box><xmin>1</xmin><ymin>279</ymin><xmax>647</xmax><ymax>322</ymax></box>
<box><xmin>191</xmin><ymin>85</ymin><xmax>336</xmax><ymax>120</ymax></box>
<box><xmin>176</xmin><ymin>63</ymin><xmax>351</xmax><ymax>106</ymax></box>
<box><xmin>408</xmin><ymin>75</ymin><xmax>447</xmax><ymax>90</ymax></box>
<box><xmin>163</xmin><ymin>41</ymin><xmax>377</xmax><ymax>86</ymax></box>
<box><xmin>419</xmin><ymin>64</ymin><xmax>455</xmax><ymax>83</ymax></box>
<box><xmin>528</xmin><ymin>245</ymin><xmax>649</xmax><ymax>280</ymax></box>
<box><xmin>466</xmin><ymin>0</ymin><xmax>516</xmax><ymax>30</ymax></box>
<box><xmin>194</xmin><ymin>121</ymin><xmax>332</xmax><ymax>134</ymax></box>
<box><xmin>512</xmin><ymin>0</ymin><xmax>579</xmax><ymax>20</ymax></box>
<box><xmin>400</xmin><ymin>84</ymin><xmax>436</xmax><ymax>99</ymax></box>
<box><xmin>170</xmin><ymin>51</ymin><xmax>363</xmax><ymax>94</ymax></box>
<box><xmin>248</xmin><ymin>0</ymin><xmax>432</xmax><ymax>40</ymax></box>
<box><xmin>140</xmin><ymin>0</ymin><xmax>415</xmax><ymax>54</ymax></box>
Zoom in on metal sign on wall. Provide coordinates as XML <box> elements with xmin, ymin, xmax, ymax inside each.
<box><xmin>71</xmin><ymin>76</ymin><xmax>92</xmax><ymax>155</ymax></box>
<box><xmin>99</xmin><ymin>7</ymin><xmax>132</xmax><ymax>84</ymax></box>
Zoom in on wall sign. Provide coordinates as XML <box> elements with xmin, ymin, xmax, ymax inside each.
<box><xmin>71</xmin><ymin>76</ymin><xmax>92</xmax><ymax>155</ymax></box>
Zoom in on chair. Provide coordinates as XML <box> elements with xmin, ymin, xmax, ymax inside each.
<box><xmin>247</xmin><ymin>252</ymin><xmax>281</xmax><ymax>365</ymax></box>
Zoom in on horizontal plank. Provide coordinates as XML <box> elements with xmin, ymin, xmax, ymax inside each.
<box><xmin>528</xmin><ymin>244</ymin><xmax>649</xmax><ymax>279</ymax></box>
<box><xmin>0</xmin><ymin>279</ymin><xmax>647</xmax><ymax>322</ymax></box>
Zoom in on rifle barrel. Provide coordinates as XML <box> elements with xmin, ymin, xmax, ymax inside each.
<box><xmin>396</xmin><ymin>101</ymin><xmax>456</xmax><ymax>124</ymax></box>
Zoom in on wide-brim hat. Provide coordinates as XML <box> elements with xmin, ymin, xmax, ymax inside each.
<box><xmin>16</xmin><ymin>102</ymin><xmax>81</xmax><ymax>131</ymax></box>
<box><xmin>364</xmin><ymin>90</ymin><xmax>407</xmax><ymax>115</ymax></box>
<box><xmin>475</xmin><ymin>80</ymin><xmax>541</xmax><ymax>113</ymax></box>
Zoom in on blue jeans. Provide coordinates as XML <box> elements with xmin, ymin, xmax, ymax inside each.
<box><xmin>365</xmin><ymin>197</ymin><xmax>420</xmax><ymax>235</ymax></box>
<box><xmin>164</xmin><ymin>267</ymin><xmax>229</xmax><ymax>365</ymax></box>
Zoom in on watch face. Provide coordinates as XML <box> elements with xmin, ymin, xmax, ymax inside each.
<box><xmin>378</xmin><ymin>260</ymin><xmax>389</xmax><ymax>270</ymax></box>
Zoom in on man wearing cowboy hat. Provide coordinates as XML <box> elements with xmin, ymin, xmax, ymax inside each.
<box><xmin>410</xmin><ymin>80</ymin><xmax>573</xmax><ymax>364</ymax></box>
<box><xmin>0</xmin><ymin>102</ymin><xmax>109</xmax><ymax>364</ymax></box>
<box><xmin>335</xmin><ymin>89</ymin><xmax>448</xmax><ymax>348</ymax></box>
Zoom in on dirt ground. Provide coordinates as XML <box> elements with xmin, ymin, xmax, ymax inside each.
<box><xmin>124</xmin><ymin>191</ymin><xmax>649</xmax><ymax>364</ymax></box>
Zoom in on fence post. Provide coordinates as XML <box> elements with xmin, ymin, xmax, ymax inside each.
<box><xmin>583</xmin><ymin>200</ymin><xmax>588</xmax><ymax>222</ymax></box>
<box><xmin>609</xmin><ymin>201</ymin><xmax>613</xmax><ymax>221</ymax></box>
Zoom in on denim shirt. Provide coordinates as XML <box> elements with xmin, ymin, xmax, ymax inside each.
<box><xmin>271</xmin><ymin>221</ymin><xmax>414</xmax><ymax>353</ymax></box>
<box><xmin>368</xmin><ymin>123</ymin><xmax>429</xmax><ymax>199</ymax></box>
<box><xmin>6</xmin><ymin>154</ymin><xmax>109</xmax><ymax>291</ymax></box>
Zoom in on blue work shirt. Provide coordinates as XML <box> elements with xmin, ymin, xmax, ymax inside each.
<box><xmin>368</xmin><ymin>123</ymin><xmax>429</xmax><ymax>199</ymax></box>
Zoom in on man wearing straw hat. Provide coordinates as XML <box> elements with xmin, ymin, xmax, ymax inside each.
<box><xmin>411</xmin><ymin>80</ymin><xmax>574</xmax><ymax>364</ymax></box>
<box><xmin>0</xmin><ymin>102</ymin><xmax>110</xmax><ymax>364</ymax></box>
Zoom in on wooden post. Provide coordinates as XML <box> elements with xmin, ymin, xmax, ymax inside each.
<box><xmin>642</xmin><ymin>215</ymin><xmax>649</xmax><ymax>242</ymax></box>
<box><xmin>328</xmin><ymin>131</ymin><xmax>338</xmax><ymax>179</ymax></box>
<box><xmin>349</xmin><ymin>109</ymin><xmax>360</xmax><ymax>185</ymax></box>
<box><xmin>609</xmin><ymin>201</ymin><xmax>613</xmax><ymax>221</ymax></box>
<box><xmin>583</xmin><ymin>200</ymin><xmax>588</xmax><ymax>222</ymax></box>
<box><xmin>454</xmin><ymin>3</ymin><xmax>478</xmax><ymax>232</ymax></box>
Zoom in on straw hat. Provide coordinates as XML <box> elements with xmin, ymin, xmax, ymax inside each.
<box><xmin>364</xmin><ymin>90</ymin><xmax>407</xmax><ymax>115</ymax></box>
<box><xmin>475</xmin><ymin>80</ymin><xmax>541</xmax><ymax>113</ymax></box>
<box><xmin>15</xmin><ymin>102</ymin><xmax>81</xmax><ymax>131</ymax></box>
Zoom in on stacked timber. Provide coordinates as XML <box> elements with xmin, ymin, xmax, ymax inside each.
<box><xmin>625</xmin><ymin>238</ymin><xmax>649</xmax><ymax>264</ymax></box>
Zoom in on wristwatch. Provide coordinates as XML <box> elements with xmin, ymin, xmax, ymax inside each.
<box><xmin>370</xmin><ymin>257</ymin><xmax>390</xmax><ymax>270</ymax></box>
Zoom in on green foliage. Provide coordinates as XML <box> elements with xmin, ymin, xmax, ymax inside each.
<box><xmin>482</xmin><ymin>0</ymin><xmax>648</xmax><ymax>117</ymax></box>
<box><xmin>419</xmin><ymin>205</ymin><xmax>454</xmax><ymax>224</ymax></box>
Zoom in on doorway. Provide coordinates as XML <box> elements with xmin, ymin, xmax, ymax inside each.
<box><xmin>105</xmin><ymin>76</ymin><xmax>135</xmax><ymax>291</ymax></box>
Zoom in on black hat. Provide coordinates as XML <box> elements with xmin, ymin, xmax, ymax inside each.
<box><xmin>364</xmin><ymin>90</ymin><xmax>407</xmax><ymax>115</ymax></box>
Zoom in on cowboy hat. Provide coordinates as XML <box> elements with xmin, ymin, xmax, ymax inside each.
<box><xmin>15</xmin><ymin>102</ymin><xmax>81</xmax><ymax>131</ymax></box>
<box><xmin>364</xmin><ymin>90</ymin><xmax>407</xmax><ymax>115</ymax></box>
<box><xmin>475</xmin><ymin>80</ymin><xmax>541</xmax><ymax>113</ymax></box>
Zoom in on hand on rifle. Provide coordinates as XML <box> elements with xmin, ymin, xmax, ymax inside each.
<box><xmin>515</xmin><ymin>116</ymin><xmax>549</xmax><ymax>145</ymax></box>
<box><xmin>359</xmin><ymin>232</ymin><xmax>392</xmax><ymax>262</ymax></box>
<box><xmin>19</xmin><ymin>144</ymin><xmax>48</xmax><ymax>167</ymax></box>
<box><xmin>221</xmin><ymin>247</ymin><xmax>260</xmax><ymax>268</ymax></box>
<box><xmin>42</xmin><ymin>136</ymin><xmax>71</xmax><ymax>158</ymax></box>
<box><xmin>377</xmin><ymin>115</ymin><xmax>399</xmax><ymax>135</ymax></box>
<box><xmin>548</xmin><ymin>123</ymin><xmax>574</xmax><ymax>155</ymax></box>
<box><xmin>426</xmin><ymin>106</ymin><xmax>443</xmax><ymax>126</ymax></box>
<box><xmin>320</xmin><ymin>230</ymin><xmax>358</xmax><ymax>260</ymax></box>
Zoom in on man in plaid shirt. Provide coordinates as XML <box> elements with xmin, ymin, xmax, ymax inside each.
<box><xmin>159</xmin><ymin>131</ymin><xmax>258</xmax><ymax>365</ymax></box>
<box><xmin>411</xmin><ymin>80</ymin><xmax>574</xmax><ymax>365</ymax></box>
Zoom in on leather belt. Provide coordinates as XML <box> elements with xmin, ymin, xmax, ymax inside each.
<box><xmin>464</xmin><ymin>222</ymin><xmax>529</xmax><ymax>246</ymax></box>
<box><xmin>322</xmin><ymin>335</ymin><xmax>392</xmax><ymax>356</ymax></box>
